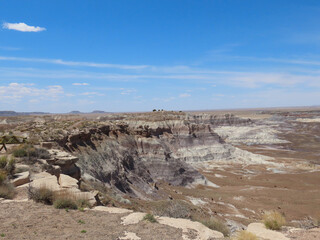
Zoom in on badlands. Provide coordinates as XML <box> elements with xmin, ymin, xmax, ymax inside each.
<box><xmin>0</xmin><ymin>107</ymin><xmax>319</xmax><ymax>239</ymax></box>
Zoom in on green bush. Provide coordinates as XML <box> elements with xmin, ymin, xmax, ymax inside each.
<box><xmin>143</xmin><ymin>213</ymin><xmax>157</xmax><ymax>223</ymax></box>
<box><xmin>28</xmin><ymin>186</ymin><xmax>54</xmax><ymax>205</ymax></box>
<box><xmin>12</xmin><ymin>148</ymin><xmax>27</xmax><ymax>158</ymax></box>
<box><xmin>12</xmin><ymin>144</ymin><xmax>50</xmax><ymax>160</ymax></box>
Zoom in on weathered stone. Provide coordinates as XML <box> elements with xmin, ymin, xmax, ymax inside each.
<box><xmin>12</xmin><ymin>171</ymin><xmax>30</xmax><ymax>187</ymax></box>
<box><xmin>29</xmin><ymin>173</ymin><xmax>60</xmax><ymax>191</ymax></box>
<box><xmin>40</xmin><ymin>142</ymin><xmax>53</xmax><ymax>149</ymax></box>
<box><xmin>58</xmin><ymin>174</ymin><xmax>78</xmax><ymax>189</ymax></box>
<box><xmin>247</xmin><ymin>223</ymin><xmax>290</xmax><ymax>240</ymax></box>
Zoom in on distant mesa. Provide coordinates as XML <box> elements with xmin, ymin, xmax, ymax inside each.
<box><xmin>0</xmin><ymin>111</ymin><xmax>48</xmax><ymax>117</ymax></box>
<box><xmin>68</xmin><ymin>111</ymin><xmax>83</xmax><ymax>114</ymax></box>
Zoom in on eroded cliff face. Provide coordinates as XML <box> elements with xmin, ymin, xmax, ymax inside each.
<box><xmin>57</xmin><ymin>112</ymin><xmax>254</xmax><ymax>197</ymax></box>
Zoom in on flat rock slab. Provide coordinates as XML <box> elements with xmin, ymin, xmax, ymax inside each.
<box><xmin>92</xmin><ymin>206</ymin><xmax>133</xmax><ymax>214</ymax></box>
<box><xmin>158</xmin><ymin>216</ymin><xmax>224</xmax><ymax>240</ymax></box>
<box><xmin>247</xmin><ymin>223</ymin><xmax>289</xmax><ymax>240</ymax></box>
<box><xmin>48</xmin><ymin>149</ymin><xmax>79</xmax><ymax>166</ymax></box>
<box><xmin>29</xmin><ymin>175</ymin><xmax>60</xmax><ymax>191</ymax></box>
<box><xmin>121</xmin><ymin>212</ymin><xmax>146</xmax><ymax>225</ymax></box>
<box><xmin>12</xmin><ymin>171</ymin><xmax>30</xmax><ymax>187</ymax></box>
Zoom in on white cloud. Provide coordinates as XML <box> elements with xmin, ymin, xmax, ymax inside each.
<box><xmin>0</xmin><ymin>56</ymin><xmax>148</xmax><ymax>70</ymax></box>
<box><xmin>121</xmin><ymin>89</ymin><xmax>136</xmax><ymax>95</ymax></box>
<box><xmin>2</xmin><ymin>22</ymin><xmax>46</xmax><ymax>32</ymax></box>
<box><xmin>179</xmin><ymin>93</ymin><xmax>191</xmax><ymax>98</ymax></box>
<box><xmin>81</xmin><ymin>92</ymin><xmax>104</xmax><ymax>96</ymax></box>
<box><xmin>0</xmin><ymin>83</ymin><xmax>63</xmax><ymax>101</ymax></box>
<box><xmin>72</xmin><ymin>83</ymin><xmax>89</xmax><ymax>86</ymax></box>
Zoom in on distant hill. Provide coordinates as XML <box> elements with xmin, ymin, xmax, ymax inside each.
<box><xmin>0</xmin><ymin>111</ymin><xmax>49</xmax><ymax>117</ymax></box>
<box><xmin>68</xmin><ymin>111</ymin><xmax>83</xmax><ymax>114</ymax></box>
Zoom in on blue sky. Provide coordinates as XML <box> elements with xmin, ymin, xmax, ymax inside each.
<box><xmin>0</xmin><ymin>0</ymin><xmax>319</xmax><ymax>112</ymax></box>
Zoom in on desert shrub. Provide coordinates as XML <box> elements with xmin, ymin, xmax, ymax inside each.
<box><xmin>143</xmin><ymin>213</ymin><xmax>157</xmax><ymax>223</ymax></box>
<box><xmin>0</xmin><ymin>182</ymin><xmax>15</xmax><ymax>199</ymax></box>
<box><xmin>36</xmin><ymin>148</ymin><xmax>50</xmax><ymax>159</ymax></box>
<box><xmin>5</xmin><ymin>157</ymin><xmax>15</xmax><ymax>176</ymax></box>
<box><xmin>263</xmin><ymin>210</ymin><xmax>286</xmax><ymax>230</ymax></box>
<box><xmin>53</xmin><ymin>190</ymin><xmax>90</xmax><ymax>210</ymax></box>
<box><xmin>232</xmin><ymin>230</ymin><xmax>258</xmax><ymax>240</ymax></box>
<box><xmin>54</xmin><ymin>198</ymin><xmax>78</xmax><ymax>209</ymax></box>
<box><xmin>28</xmin><ymin>186</ymin><xmax>54</xmax><ymax>205</ymax></box>
<box><xmin>12</xmin><ymin>147</ymin><xmax>27</xmax><ymax>158</ymax></box>
<box><xmin>152</xmin><ymin>200</ymin><xmax>192</xmax><ymax>218</ymax></box>
<box><xmin>0</xmin><ymin>156</ymin><xmax>7</xmax><ymax>169</ymax></box>
<box><xmin>76</xmin><ymin>198</ymin><xmax>91</xmax><ymax>208</ymax></box>
<box><xmin>0</xmin><ymin>171</ymin><xmax>6</xmax><ymax>185</ymax></box>
<box><xmin>197</xmin><ymin>217</ymin><xmax>230</xmax><ymax>237</ymax></box>
<box><xmin>12</xmin><ymin>144</ymin><xmax>36</xmax><ymax>158</ymax></box>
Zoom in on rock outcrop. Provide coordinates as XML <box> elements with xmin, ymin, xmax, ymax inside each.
<box><xmin>55</xmin><ymin>112</ymin><xmax>270</xmax><ymax>197</ymax></box>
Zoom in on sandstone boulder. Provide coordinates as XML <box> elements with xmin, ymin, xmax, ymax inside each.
<box><xmin>247</xmin><ymin>223</ymin><xmax>289</xmax><ymax>240</ymax></box>
<box><xmin>58</xmin><ymin>174</ymin><xmax>78</xmax><ymax>189</ymax></box>
<box><xmin>29</xmin><ymin>173</ymin><xmax>60</xmax><ymax>191</ymax></box>
<box><xmin>12</xmin><ymin>171</ymin><xmax>30</xmax><ymax>187</ymax></box>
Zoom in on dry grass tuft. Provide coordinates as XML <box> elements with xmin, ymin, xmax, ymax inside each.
<box><xmin>232</xmin><ymin>230</ymin><xmax>259</xmax><ymax>240</ymax></box>
<box><xmin>28</xmin><ymin>186</ymin><xmax>54</xmax><ymax>205</ymax></box>
<box><xmin>53</xmin><ymin>190</ymin><xmax>91</xmax><ymax>210</ymax></box>
<box><xmin>0</xmin><ymin>182</ymin><xmax>15</xmax><ymax>199</ymax></box>
<box><xmin>195</xmin><ymin>217</ymin><xmax>230</xmax><ymax>237</ymax></box>
<box><xmin>143</xmin><ymin>213</ymin><xmax>157</xmax><ymax>223</ymax></box>
<box><xmin>263</xmin><ymin>210</ymin><xmax>286</xmax><ymax>230</ymax></box>
<box><xmin>29</xmin><ymin>187</ymin><xmax>91</xmax><ymax>210</ymax></box>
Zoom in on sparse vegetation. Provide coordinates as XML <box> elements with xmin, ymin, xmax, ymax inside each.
<box><xmin>78</xmin><ymin>220</ymin><xmax>85</xmax><ymax>224</ymax></box>
<box><xmin>80</xmin><ymin>230</ymin><xmax>87</xmax><ymax>234</ymax></box>
<box><xmin>12</xmin><ymin>144</ymin><xmax>50</xmax><ymax>160</ymax></box>
<box><xmin>0</xmin><ymin>156</ymin><xmax>16</xmax><ymax>199</ymax></box>
<box><xmin>232</xmin><ymin>230</ymin><xmax>258</xmax><ymax>240</ymax></box>
<box><xmin>143</xmin><ymin>213</ymin><xmax>157</xmax><ymax>223</ymax></box>
<box><xmin>196</xmin><ymin>217</ymin><xmax>230</xmax><ymax>237</ymax></box>
<box><xmin>0</xmin><ymin>156</ymin><xmax>7</xmax><ymax>168</ymax></box>
<box><xmin>0</xmin><ymin>182</ymin><xmax>15</xmax><ymax>199</ymax></box>
<box><xmin>152</xmin><ymin>200</ymin><xmax>192</xmax><ymax>219</ymax></box>
<box><xmin>0</xmin><ymin>171</ymin><xmax>6</xmax><ymax>185</ymax></box>
<box><xmin>28</xmin><ymin>186</ymin><xmax>54</xmax><ymax>205</ymax></box>
<box><xmin>54</xmin><ymin>198</ymin><xmax>78</xmax><ymax>209</ymax></box>
<box><xmin>53</xmin><ymin>190</ymin><xmax>91</xmax><ymax>210</ymax></box>
<box><xmin>263</xmin><ymin>210</ymin><xmax>286</xmax><ymax>230</ymax></box>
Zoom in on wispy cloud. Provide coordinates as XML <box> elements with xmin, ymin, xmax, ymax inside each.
<box><xmin>120</xmin><ymin>89</ymin><xmax>136</xmax><ymax>95</ymax></box>
<box><xmin>0</xmin><ymin>56</ymin><xmax>148</xmax><ymax>70</ymax></box>
<box><xmin>80</xmin><ymin>92</ymin><xmax>105</xmax><ymax>96</ymax></box>
<box><xmin>72</xmin><ymin>83</ymin><xmax>89</xmax><ymax>86</ymax></box>
<box><xmin>0</xmin><ymin>83</ymin><xmax>63</xmax><ymax>101</ymax></box>
<box><xmin>2</xmin><ymin>22</ymin><xmax>46</xmax><ymax>32</ymax></box>
<box><xmin>0</xmin><ymin>46</ymin><xmax>21</xmax><ymax>51</ymax></box>
<box><xmin>179</xmin><ymin>93</ymin><xmax>191</xmax><ymax>98</ymax></box>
